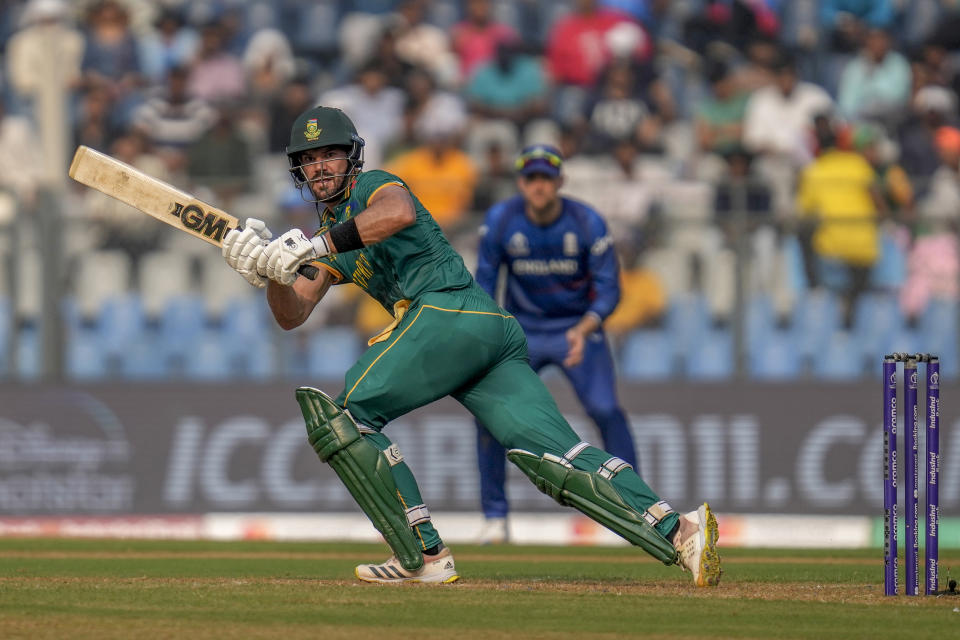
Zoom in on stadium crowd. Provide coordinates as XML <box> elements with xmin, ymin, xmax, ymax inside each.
<box><xmin>1</xmin><ymin>0</ymin><xmax>959</xmax><ymax>381</ymax></box>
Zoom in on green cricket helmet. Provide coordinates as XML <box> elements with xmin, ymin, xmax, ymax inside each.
<box><xmin>286</xmin><ymin>105</ymin><xmax>365</xmax><ymax>200</ymax></box>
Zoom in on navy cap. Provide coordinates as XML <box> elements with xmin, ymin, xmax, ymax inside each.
<box><xmin>515</xmin><ymin>144</ymin><xmax>563</xmax><ymax>177</ymax></box>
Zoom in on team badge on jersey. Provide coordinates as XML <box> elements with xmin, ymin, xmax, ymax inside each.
<box><xmin>305</xmin><ymin>118</ymin><xmax>321</xmax><ymax>141</ymax></box>
<box><xmin>507</xmin><ymin>232</ymin><xmax>529</xmax><ymax>257</ymax></box>
<box><xmin>563</xmin><ymin>232</ymin><xmax>579</xmax><ymax>256</ymax></box>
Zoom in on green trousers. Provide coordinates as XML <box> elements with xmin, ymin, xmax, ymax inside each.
<box><xmin>334</xmin><ymin>285</ymin><xmax>678</xmax><ymax>550</ymax></box>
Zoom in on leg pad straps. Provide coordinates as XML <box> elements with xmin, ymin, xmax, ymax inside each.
<box><xmin>507</xmin><ymin>446</ymin><xmax>679</xmax><ymax>565</ymax></box>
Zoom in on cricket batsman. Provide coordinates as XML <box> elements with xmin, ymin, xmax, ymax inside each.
<box><xmin>219</xmin><ymin>105</ymin><xmax>721</xmax><ymax>586</ymax></box>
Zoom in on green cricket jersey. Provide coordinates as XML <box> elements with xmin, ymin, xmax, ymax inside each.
<box><xmin>313</xmin><ymin>170</ymin><xmax>474</xmax><ymax>314</ymax></box>
<box><xmin>307</xmin><ymin>170</ymin><xmax>679</xmax><ymax>555</ymax></box>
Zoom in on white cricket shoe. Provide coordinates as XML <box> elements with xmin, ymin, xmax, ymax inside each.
<box><xmin>355</xmin><ymin>546</ymin><xmax>460</xmax><ymax>584</ymax></box>
<box><xmin>477</xmin><ymin>517</ymin><xmax>509</xmax><ymax>545</ymax></box>
<box><xmin>674</xmin><ymin>503</ymin><xmax>721</xmax><ymax>587</ymax></box>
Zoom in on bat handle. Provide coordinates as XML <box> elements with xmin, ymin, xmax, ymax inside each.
<box><xmin>298</xmin><ymin>264</ymin><xmax>320</xmax><ymax>280</ymax></box>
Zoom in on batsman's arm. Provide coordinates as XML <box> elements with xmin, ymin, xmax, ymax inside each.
<box><xmin>260</xmin><ymin>185</ymin><xmax>412</xmax><ymax>285</ymax></box>
<box><xmin>267</xmin><ymin>265</ymin><xmax>334</xmax><ymax>330</ymax></box>
<box><xmin>320</xmin><ymin>185</ymin><xmax>415</xmax><ymax>253</ymax></box>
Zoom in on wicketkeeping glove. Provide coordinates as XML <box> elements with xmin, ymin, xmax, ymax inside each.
<box><xmin>258</xmin><ymin>228</ymin><xmax>330</xmax><ymax>286</ymax></box>
<box><xmin>222</xmin><ymin>218</ymin><xmax>272</xmax><ymax>288</ymax></box>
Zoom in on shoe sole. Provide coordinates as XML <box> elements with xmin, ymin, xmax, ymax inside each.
<box><xmin>696</xmin><ymin>503</ymin><xmax>722</xmax><ymax>587</ymax></box>
<box><xmin>355</xmin><ymin>567</ymin><xmax>460</xmax><ymax>585</ymax></box>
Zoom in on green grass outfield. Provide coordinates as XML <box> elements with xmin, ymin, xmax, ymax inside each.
<box><xmin>0</xmin><ymin>538</ymin><xmax>958</xmax><ymax>639</ymax></box>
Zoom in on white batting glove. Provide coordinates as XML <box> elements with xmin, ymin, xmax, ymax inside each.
<box><xmin>222</xmin><ymin>218</ymin><xmax>273</xmax><ymax>288</ymax></box>
<box><xmin>257</xmin><ymin>228</ymin><xmax>330</xmax><ymax>286</ymax></box>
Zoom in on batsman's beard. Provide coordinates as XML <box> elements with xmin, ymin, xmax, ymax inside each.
<box><xmin>297</xmin><ymin>160</ymin><xmax>354</xmax><ymax>203</ymax></box>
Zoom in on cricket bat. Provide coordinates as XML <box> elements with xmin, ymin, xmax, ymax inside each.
<box><xmin>68</xmin><ymin>145</ymin><xmax>319</xmax><ymax>280</ymax></box>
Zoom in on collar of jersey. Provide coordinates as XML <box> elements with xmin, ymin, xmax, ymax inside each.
<box><xmin>317</xmin><ymin>175</ymin><xmax>358</xmax><ymax>227</ymax></box>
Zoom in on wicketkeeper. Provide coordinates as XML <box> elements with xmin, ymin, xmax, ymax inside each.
<box><xmin>474</xmin><ymin>144</ymin><xmax>638</xmax><ymax>544</ymax></box>
<box><xmin>220</xmin><ymin>105</ymin><xmax>721</xmax><ymax>586</ymax></box>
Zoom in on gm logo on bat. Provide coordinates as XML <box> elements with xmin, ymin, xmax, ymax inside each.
<box><xmin>169</xmin><ymin>201</ymin><xmax>229</xmax><ymax>242</ymax></box>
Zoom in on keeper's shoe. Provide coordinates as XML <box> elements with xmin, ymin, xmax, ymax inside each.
<box><xmin>355</xmin><ymin>545</ymin><xmax>460</xmax><ymax>584</ymax></box>
<box><xmin>477</xmin><ymin>517</ymin><xmax>509</xmax><ymax>545</ymax></box>
<box><xmin>675</xmin><ymin>503</ymin><xmax>721</xmax><ymax>587</ymax></box>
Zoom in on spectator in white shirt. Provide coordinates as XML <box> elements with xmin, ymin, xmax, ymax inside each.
<box><xmin>743</xmin><ymin>50</ymin><xmax>833</xmax><ymax>216</ymax></box>
<box><xmin>320</xmin><ymin>61</ymin><xmax>406</xmax><ymax>169</ymax></box>
<box><xmin>837</xmin><ymin>27</ymin><xmax>911</xmax><ymax>125</ymax></box>
<box><xmin>743</xmin><ymin>51</ymin><xmax>834</xmax><ymax>165</ymax></box>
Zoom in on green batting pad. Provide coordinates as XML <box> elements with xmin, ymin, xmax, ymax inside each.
<box><xmin>508</xmin><ymin>448</ymin><xmax>678</xmax><ymax>565</ymax></box>
<box><xmin>297</xmin><ymin>387</ymin><xmax>424</xmax><ymax>572</ymax></box>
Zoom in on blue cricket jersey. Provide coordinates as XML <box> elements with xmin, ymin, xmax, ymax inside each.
<box><xmin>475</xmin><ymin>195</ymin><xmax>620</xmax><ymax>333</ymax></box>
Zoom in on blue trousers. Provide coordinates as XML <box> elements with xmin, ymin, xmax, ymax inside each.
<box><xmin>475</xmin><ymin>328</ymin><xmax>637</xmax><ymax>518</ymax></box>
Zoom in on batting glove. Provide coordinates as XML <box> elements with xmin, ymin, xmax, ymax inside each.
<box><xmin>258</xmin><ymin>228</ymin><xmax>330</xmax><ymax>286</ymax></box>
<box><xmin>222</xmin><ymin>218</ymin><xmax>272</xmax><ymax>288</ymax></box>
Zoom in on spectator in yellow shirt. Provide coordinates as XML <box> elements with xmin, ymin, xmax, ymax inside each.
<box><xmin>384</xmin><ymin>113</ymin><xmax>478</xmax><ymax>232</ymax></box>
<box><xmin>796</xmin><ymin>116</ymin><xmax>882</xmax><ymax>327</ymax></box>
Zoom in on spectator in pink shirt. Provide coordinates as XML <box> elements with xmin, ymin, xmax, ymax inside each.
<box><xmin>546</xmin><ymin>0</ymin><xmax>651</xmax><ymax>89</ymax></box>
<box><xmin>186</xmin><ymin>21</ymin><xmax>246</xmax><ymax>104</ymax></box>
<box><xmin>451</xmin><ymin>0</ymin><xmax>518</xmax><ymax>82</ymax></box>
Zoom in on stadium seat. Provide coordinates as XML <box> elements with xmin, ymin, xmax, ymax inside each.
<box><xmin>919</xmin><ymin>299</ymin><xmax>960</xmax><ymax>378</ymax></box>
<box><xmin>96</xmin><ymin>294</ymin><xmax>146</xmax><ymax>372</ymax></box>
<box><xmin>780</xmin><ymin>235</ymin><xmax>810</xmax><ymax>292</ymax></box>
<box><xmin>684</xmin><ymin>326</ymin><xmax>733</xmax><ymax>380</ymax></box>
<box><xmin>853</xmin><ymin>292</ymin><xmax>904</xmax><ymax>365</ymax></box>
<box><xmin>156</xmin><ymin>295</ymin><xmax>208</xmax><ymax>370</ymax></box>
<box><xmin>665</xmin><ymin>292</ymin><xmax>710</xmax><ymax>362</ymax></box>
<box><xmin>122</xmin><ymin>334</ymin><xmax>168</xmax><ymax>380</ymax></box>
<box><xmin>221</xmin><ymin>297</ymin><xmax>271</xmax><ymax>341</ymax></box>
<box><xmin>139</xmin><ymin>251</ymin><xmax>195</xmax><ymax>320</ymax></box>
<box><xmin>812</xmin><ymin>329</ymin><xmax>866</xmax><ymax>380</ymax></box>
<box><xmin>74</xmin><ymin>250</ymin><xmax>133</xmax><ymax>320</ymax></box>
<box><xmin>226</xmin><ymin>333</ymin><xmax>276</xmax><ymax>380</ymax></box>
<box><xmin>14</xmin><ymin>248</ymin><xmax>42</xmax><ymax>325</ymax></box>
<box><xmin>792</xmin><ymin>289</ymin><xmax>842</xmax><ymax>362</ymax></box>
<box><xmin>189</xmin><ymin>297</ymin><xmax>277</xmax><ymax>380</ymax></box>
<box><xmin>702</xmin><ymin>248</ymin><xmax>736</xmax><ymax>322</ymax></box>
<box><xmin>745</xmin><ymin>293</ymin><xmax>775</xmax><ymax>353</ymax></box>
<box><xmin>63</xmin><ymin>299</ymin><xmax>107</xmax><ymax>380</ymax></box>
<box><xmin>15</xmin><ymin>322</ymin><xmax>40</xmax><ymax>380</ymax></box>
<box><xmin>642</xmin><ymin>246</ymin><xmax>693</xmax><ymax>300</ymax></box>
<box><xmin>870</xmin><ymin>231</ymin><xmax>907</xmax><ymax>289</ymax></box>
<box><xmin>658</xmin><ymin>180</ymin><xmax>716</xmax><ymax>257</ymax></box>
<box><xmin>66</xmin><ymin>331</ymin><xmax>107</xmax><ymax>379</ymax></box>
<box><xmin>185</xmin><ymin>331</ymin><xmax>231</xmax><ymax>380</ymax></box>
<box><xmin>200</xmin><ymin>253</ymin><xmax>257</xmax><ymax>321</ymax></box>
<box><xmin>749</xmin><ymin>328</ymin><xmax>803</xmax><ymax>380</ymax></box>
<box><xmin>619</xmin><ymin>329</ymin><xmax>676</xmax><ymax>380</ymax></box>
<box><xmin>816</xmin><ymin>258</ymin><xmax>852</xmax><ymax>290</ymax></box>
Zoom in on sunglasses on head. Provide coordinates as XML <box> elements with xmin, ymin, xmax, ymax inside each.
<box><xmin>514</xmin><ymin>148</ymin><xmax>563</xmax><ymax>171</ymax></box>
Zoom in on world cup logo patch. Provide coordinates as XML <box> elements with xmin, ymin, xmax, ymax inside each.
<box><xmin>305</xmin><ymin>118</ymin><xmax>321</xmax><ymax>141</ymax></box>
